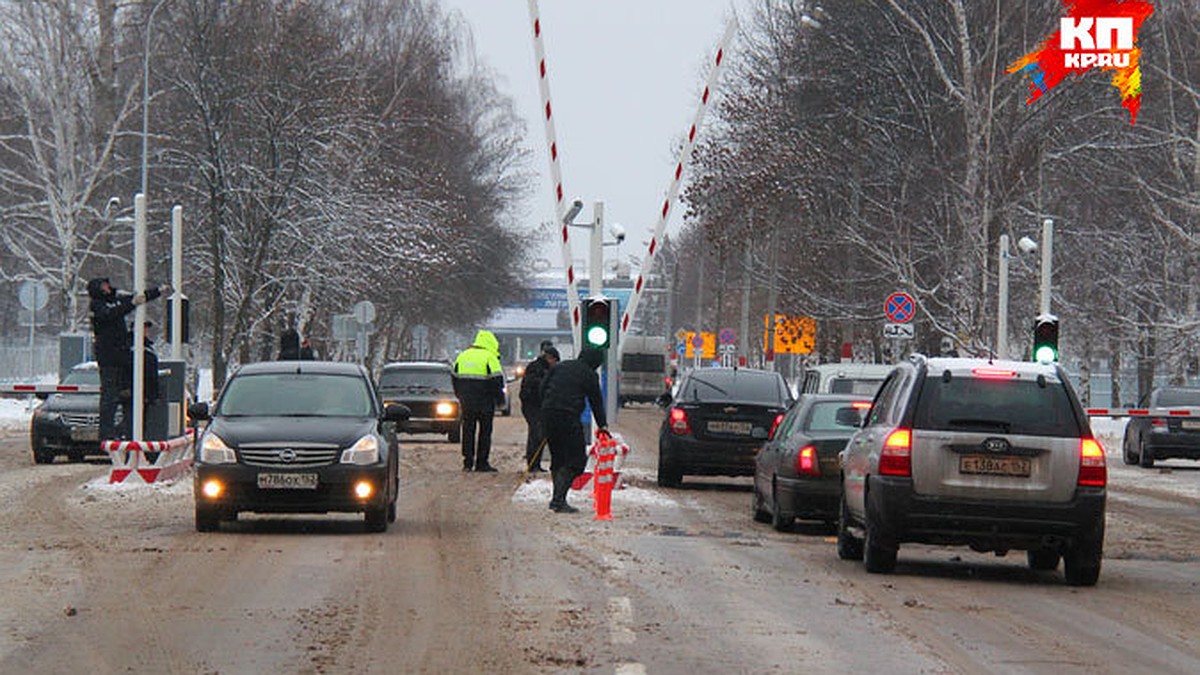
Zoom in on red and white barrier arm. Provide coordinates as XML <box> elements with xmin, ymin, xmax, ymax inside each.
<box><xmin>0</xmin><ymin>384</ymin><xmax>101</xmax><ymax>395</ymax></box>
<box><xmin>528</xmin><ymin>0</ymin><xmax>582</xmax><ymax>350</ymax></box>
<box><xmin>618</xmin><ymin>19</ymin><xmax>737</xmax><ymax>351</ymax></box>
<box><xmin>1086</xmin><ymin>408</ymin><xmax>1200</xmax><ymax>418</ymax></box>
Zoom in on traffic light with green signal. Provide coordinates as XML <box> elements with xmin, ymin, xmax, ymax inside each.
<box><xmin>582</xmin><ymin>297</ymin><xmax>613</xmax><ymax>350</ymax></box>
<box><xmin>1033</xmin><ymin>315</ymin><xmax>1059</xmax><ymax>363</ymax></box>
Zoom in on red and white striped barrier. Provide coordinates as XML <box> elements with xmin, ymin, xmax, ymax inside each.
<box><xmin>528</xmin><ymin>0</ymin><xmax>582</xmax><ymax>349</ymax></box>
<box><xmin>1087</xmin><ymin>408</ymin><xmax>1200</xmax><ymax>418</ymax></box>
<box><xmin>0</xmin><ymin>384</ymin><xmax>100</xmax><ymax>395</ymax></box>
<box><xmin>102</xmin><ymin>431</ymin><xmax>194</xmax><ymax>484</ymax></box>
<box><xmin>619</xmin><ymin>20</ymin><xmax>737</xmax><ymax>349</ymax></box>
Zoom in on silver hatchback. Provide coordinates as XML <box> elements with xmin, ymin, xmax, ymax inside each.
<box><xmin>837</xmin><ymin>355</ymin><xmax>1106</xmax><ymax>586</ymax></box>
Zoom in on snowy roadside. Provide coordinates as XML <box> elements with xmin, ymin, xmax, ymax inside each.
<box><xmin>0</xmin><ymin>398</ymin><xmax>34</xmax><ymax>431</ymax></box>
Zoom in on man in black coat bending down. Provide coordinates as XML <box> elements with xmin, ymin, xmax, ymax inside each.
<box><xmin>539</xmin><ymin>346</ymin><xmax>609</xmax><ymax>513</ymax></box>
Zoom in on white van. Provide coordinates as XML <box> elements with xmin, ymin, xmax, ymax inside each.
<box><xmin>797</xmin><ymin>363</ymin><xmax>893</xmax><ymax>397</ymax></box>
<box><xmin>618</xmin><ymin>336</ymin><xmax>669</xmax><ymax>405</ymax></box>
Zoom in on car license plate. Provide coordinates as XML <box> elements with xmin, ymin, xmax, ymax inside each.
<box><xmin>257</xmin><ymin>472</ymin><xmax>319</xmax><ymax>489</ymax></box>
<box><xmin>708</xmin><ymin>420</ymin><xmax>752</xmax><ymax>435</ymax></box>
<box><xmin>959</xmin><ymin>454</ymin><xmax>1031</xmax><ymax>477</ymax></box>
<box><xmin>1182</xmin><ymin>420</ymin><xmax>1200</xmax><ymax>430</ymax></box>
<box><xmin>71</xmin><ymin>428</ymin><xmax>99</xmax><ymax>442</ymax></box>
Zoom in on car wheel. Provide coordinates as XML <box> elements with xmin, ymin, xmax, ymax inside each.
<box><xmin>1138</xmin><ymin>438</ymin><xmax>1155</xmax><ymax>468</ymax></box>
<box><xmin>770</xmin><ymin>482</ymin><xmax>793</xmax><ymax>532</ymax></box>
<box><xmin>752</xmin><ymin>481</ymin><xmax>770</xmax><ymax>523</ymax></box>
<box><xmin>863</xmin><ymin>506</ymin><xmax>897</xmax><ymax>574</ymax></box>
<box><xmin>836</xmin><ymin>494</ymin><xmax>864</xmax><ymax>561</ymax></box>
<box><xmin>195</xmin><ymin>504</ymin><xmax>220</xmax><ymax>532</ymax></box>
<box><xmin>31</xmin><ymin>444</ymin><xmax>55</xmax><ymax>465</ymax></box>
<box><xmin>1026</xmin><ymin>547</ymin><xmax>1061</xmax><ymax>571</ymax></box>
<box><xmin>365</xmin><ymin>506</ymin><xmax>388</xmax><ymax>533</ymax></box>
<box><xmin>1121</xmin><ymin>431</ymin><xmax>1137</xmax><ymax>465</ymax></box>
<box><xmin>656</xmin><ymin>453</ymin><xmax>682</xmax><ymax>488</ymax></box>
<box><xmin>1063</xmin><ymin>525</ymin><xmax>1103</xmax><ymax>586</ymax></box>
<box><xmin>67</xmin><ymin>451</ymin><xmax>84</xmax><ymax>463</ymax></box>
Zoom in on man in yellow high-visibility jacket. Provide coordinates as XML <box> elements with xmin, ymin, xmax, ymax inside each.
<box><xmin>452</xmin><ymin>330</ymin><xmax>505</xmax><ymax>471</ymax></box>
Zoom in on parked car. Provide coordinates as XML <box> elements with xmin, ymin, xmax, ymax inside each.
<box><xmin>29</xmin><ymin>361</ymin><xmax>103</xmax><ymax>464</ymax></box>
<box><xmin>380</xmin><ymin>361</ymin><xmax>461</xmax><ymax>443</ymax></box>
<box><xmin>190</xmin><ymin>361</ymin><xmax>408</xmax><ymax>532</ymax></box>
<box><xmin>1122</xmin><ymin>386</ymin><xmax>1200</xmax><ymax>467</ymax></box>
<box><xmin>753</xmin><ymin>394</ymin><xmax>871</xmax><ymax>531</ymax></box>
<box><xmin>838</xmin><ymin>355</ymin><xmax>1106</xmax><ymax>586</ymax></box>
<box><xmin>656</xmin><ymin>367</ymin><xmax>793</xmax><ymax>487</ymax></box>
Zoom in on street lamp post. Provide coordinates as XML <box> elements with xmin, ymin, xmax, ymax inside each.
<box><xmin>141</xmin><ymin>0</ymin><xmax>170</xmax><ymax>199</ymax></box>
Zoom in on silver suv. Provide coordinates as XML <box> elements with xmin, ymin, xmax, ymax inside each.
<box><xmin>837</xmin><ymin>355</ymin><xmax>1106</xmax><ymax>586</ymax></box>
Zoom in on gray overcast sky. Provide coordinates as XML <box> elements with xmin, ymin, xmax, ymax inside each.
<box><xmin>438</xmin><ymin>0</ymin><xmax>738</xmax><ymax>273</ymax></box>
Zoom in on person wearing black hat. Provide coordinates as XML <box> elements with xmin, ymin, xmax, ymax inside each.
<box><xmin>87</xmin><ymin>277</ymin><xmax>170</xmax><ymax>440</ymax></box>
<box><xmin>519</xmin><ymin>341</ymin><xmax>559</xmax><ymax>472</ymax></box>
<box><xmin>539</xmin><ymin>346</ymin><xmax>609</xmax><ymax>513</ymax></box>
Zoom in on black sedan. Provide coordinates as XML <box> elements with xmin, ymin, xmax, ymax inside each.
<box><xmin>752</xmin><ymin>394</ymin><xmax>870</xmax><ymax>531</ymax></box>
<box><xmin>29</xmin><ymin>361</ymin><xmax>103</xmax><ymax>464</ymax></box>
<box><xmin>190</xmin><ymin>361</ymin><xmax>408</xmax><ymax>532</ymax></box>
<box><xmin>379</xmin><ymin>361</ymin><xmax>461</xmax><ymax>442</ymax></box>
<box><xmin>1122</xmin><ymin>386</ymin><xmax>1200</xmax><ymax>467</ymax></box>
<box><xmin>656</xmin><ymin>367</ymin><xmax>793</xmax><ymax>487</ymax></box>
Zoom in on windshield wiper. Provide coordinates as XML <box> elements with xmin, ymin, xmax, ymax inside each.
<box><xmin>691</xmin><ymin>379</ymin><xmax>729</xmax><ymax>397</ymax></box>
<box><xmin>946</xmin><ymin>418</ymin><xmax>1011</xmax><ymax>432</ymax></box>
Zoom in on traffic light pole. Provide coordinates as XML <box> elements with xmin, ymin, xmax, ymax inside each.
<box><xmin>1039</xmin><ymin>218</ymin><xmax>1053</xmax><ymax>316</ymax></box>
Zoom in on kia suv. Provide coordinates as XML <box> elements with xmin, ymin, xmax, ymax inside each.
<box><xmin>837</xmin><ymin>355</ymin><xmax>1106</xmax><ymax>586</ymax></box>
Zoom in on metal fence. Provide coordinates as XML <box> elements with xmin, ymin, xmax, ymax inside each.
<box><xmin>0</xmin><ymin>336</ymin><xmax>58</xmax><ymax>382</ymax></box>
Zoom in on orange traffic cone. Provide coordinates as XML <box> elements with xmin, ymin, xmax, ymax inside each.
<box><xmin>592</xmin><ymin>439</ymin><xmax>617</xmax><ymax>521</ymax></box>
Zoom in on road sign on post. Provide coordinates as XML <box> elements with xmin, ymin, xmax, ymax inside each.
<box><xmin>884</xmin><ymin>292</ymin><xmax>915</xmax><ymax>323</ymax></box>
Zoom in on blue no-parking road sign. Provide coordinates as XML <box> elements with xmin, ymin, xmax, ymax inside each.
<box><xmin>885</xmin><ymin>292</ymin><xmax>915</xmax><ymax>323</ymax></box>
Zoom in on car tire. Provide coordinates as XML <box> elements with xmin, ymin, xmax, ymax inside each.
<box><xmin>863</xmin><ymin>506</ymin><xmax>897</xmax><ymax>574</ymax></box>
<box><xmin>770</xmin><ymin>482</ymin><xmax>793</xmax><ymax>532</ymax></box>
<box><xmin>836</xmin><ymin>494</ymin><xmax>864</xmax><ymax>561</ymax></box>
<box><xmin>656</xmin><ymin>453</ymin><xmax>682</xmax><ymax>488</ymax></box>
<box><xmin>67</xmin><ymin>451</ymin><xmax>84</xmax><ymax>463</ymax></box>
<box><xmin>1121</xmin><ymin>431</ymin><xmax>1137</xmax><ymax>465</ymax></box>
<box><xmin>31</xmin><ymin>445</ymin><xmax>55</xmax><ymax>465</ymax></box>
<box><xmin>365</xmin><ymin>506</ymin><xmax>388</xmax><ymax>533</ymax></box>
<box><xmin>195</xmin><ymin>504</ymin><xmax>219</xmax><ymax>532</ymax></box>
<box><xmin>752</xmin><ymin>482</ymin><xmax>770</xmax><ymax>523</ymax></box>
<box><xmin>1026</xmin><ymin>547</ymin><xmax>1061</xmax><ymax>571</ymax></box>
<box><xmin>1138</xmin><ymin>438</ymin><xmax>1155</xmax><ymax>468</ymax></box>
<box><xmin>1063</xmin><ymin>522</ymin><xmax>1104</xmax><ymax>586</ymax></box>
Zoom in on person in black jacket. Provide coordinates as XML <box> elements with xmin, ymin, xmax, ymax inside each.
<box><xmin>87</xmin><ymin>277</ymin><xmax>169</xmax><ymax>441</ymax></box>
<box><xmin>540</xmin><ymin>346</ymin><xmax>609</xmax><ymax>513</ymax></box>
<box><xmin>278</xmin><ymin>328</ymin><xmax>302</xmax><ymax>360</ymax></box>
<box><xmin>519</xmin><ymin>342</ymin><xmax>559</xmax><ymax>472</ymax></box>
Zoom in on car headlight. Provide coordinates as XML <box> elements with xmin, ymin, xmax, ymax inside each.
<box><xmin>340</xmin><ymin>434</ymin><xmax>380</xmax><ymax>465</ymax></box>
<box><xmin>435</xmin><ymin>401</ymin><xmax>456</xmax><ymax>417</ymax></box>
<box><xmin>200</xmin><ymin>433</ymin><xmax>236</xmax><ymax>464</ymax></box>
<box><xmin>34</xmin><ymin>410</ymin><xmax>60</xmax><ymax>423</ymax></box>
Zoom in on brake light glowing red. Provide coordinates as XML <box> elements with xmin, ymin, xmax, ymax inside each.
<box><xmin>796</xmin><ymin>445</ymin><xmax>819</xmax><ymax>476</ymax></box>
<box><xmin>879</xmin><ymin>428</ymin><xmax>912</xmax><ymax>476</ymax></box>
<box><xmin>1078</xmin><ymin>438</ymin><xmax>1106</xmax><ymax>487</ymax></box>
<box><xmin>669</xmin><ymin>408</ymin><xmax>691</xmax><ymax>435</ymax></box>
<box><xmin>971</xmin><ymin>368</ymin><xmax>1017</xmax><ymax>378</ymax></box>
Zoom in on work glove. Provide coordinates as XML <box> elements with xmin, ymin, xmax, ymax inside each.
<box><xmin>158</xmin><ymin>283</ymin><xmax>173</xmax><ymax>296</ymax></box>
<box><xmin>132</xmin><ymin>292</ymin><xmax>147</xmax><ymax>306</ymax></box>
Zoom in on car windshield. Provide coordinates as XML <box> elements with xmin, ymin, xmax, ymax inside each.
<box><xmin>63</xmin><ymin>368</ymin><xmax>100</xmax><ymax>386</ymax></box>
<box><xmin>216</xmin><ymin>373</ymin><xmax>374</xmax><ymax>417</ymax></box>
<box><xmin>1154</xmin><ymin>388</ymin><xmax>1200</xmax><ymax>407</ymax></box>
<box><xmin>806</xmin><ymin>401</ymin><xmax>865</xmax><ymax>432</ymax></box>
<box><xmin>379</xmin><ymin>368</ymin><xmax>453</xmax><ymax>393</ymax></box>
<box><xmin>912</xmin><ymin>375</ymin><xmax>1082</xmax><ymax>437</ymax></box>
<box><xmin>680</xmin><ymin>371</ymin><xmax>788</xmax><ymax>405</ymax></box>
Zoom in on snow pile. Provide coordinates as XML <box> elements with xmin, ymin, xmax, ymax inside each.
<box><xmin>0</xmin><ymin>398</ymin><xmax>34</xmax><ymax>431</ymax></box>
<box><xmin>511</xmin><ymin>474</ymin><xmax>678</xmax><ymax>509</ymax></box>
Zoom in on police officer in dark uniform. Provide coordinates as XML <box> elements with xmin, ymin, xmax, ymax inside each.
<box><xmin>539</xmin><ymin>346</ymin><xmax>609</xmax><ymax>513</ymax></box>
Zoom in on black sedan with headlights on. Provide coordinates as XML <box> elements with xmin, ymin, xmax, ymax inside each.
<box><xmin>379</xmin><ymin>361</ymin><xmax>461</xmax><ymax>443</ymax></box>
<box><xmin>656</xmin><ymin>367</ymin><xmax>793</xmax><ymax>487</ymax></box>
<box><xmin>753</xmin><ymin>394</ymin><xmax>871</xmax><ymax>531</ymax></box>
<box><xmin>189</xmin><ymin>361</ymin><xmax>409</xmax><ymax>532</ymax></box>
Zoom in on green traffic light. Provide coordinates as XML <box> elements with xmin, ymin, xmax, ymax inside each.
<box><xmin>1034</xmin><ymin>345</ymin><xmax>1057</xmax><ymax>364</ymax></box>
<box><xmin>586</xmin><ymin>325</ymin><xmax>609</xmax><ymax>347</ymax></box>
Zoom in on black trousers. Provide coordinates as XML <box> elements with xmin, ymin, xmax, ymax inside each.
<box><xmin>460</xmin><ymin>404</ymin><xmax>495</xmax><ymax>468</ymax></box>
<box><xmin>523</xmin><ymin>406</ymin><xmax>545</xmax><ymax>469</ymax></box>
<box><xmin>542</xmin><ymin>410</ymin><xmax>587</xmax><ymax>506</ymax></box>
<box><xmin>98</xmin><ymin>363</ymin><xmax>131</xmax><ymax>441</ymax></box>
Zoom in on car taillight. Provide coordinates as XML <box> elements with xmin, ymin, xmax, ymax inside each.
<box><xmin>1150</xmin><ymin>418</ymin><xmax>1167</xmax><ymax>432</ymax></box>
<box><xmin>796</xmin><ymin>445</ymin><xmax>819</xmax><ymax>476</ymax></box>
<box><xmin>1078</xmin><ymin>438</ymin><xmax>1107</xmax><ymax>487</ymax></box>
<box><xmin>669</xmin><ymin>407</ymin><xmax>691</xmax><ymax>435</ymax></box>
<box><xmin>769</xmin><ymin>413</ymin><xmax>785</xmax><ymax>439</ymax></box>
<box><xmin>879</xmin><ymin>428</ymin><xmax>912</xmax><ymax>476</ymax></box>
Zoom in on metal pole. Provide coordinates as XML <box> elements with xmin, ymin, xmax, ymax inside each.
<box><xmin>141</xmin><ymin>0</ymin><xmax>169</xmax><ymax>199</ymax></box>
<box><xmin>740</xmin><ymin>239</ymin><xmax>751</xmax><ymax>366</ymax></box>
<box><xmin>695</xmin><ymin>252</ymin><xmax>705</xmax><ymax>360</ymax></box>
<box><xmin>1040</xmin><ymin>218</ymin><xmax>1053</xmax><ymax>315</ymax></box>
<box><xmin>590</xmin><ymin>201</ymin><xmax>604</xmax><ymax>297</ymax></box>
<box><xmin>171</xmin><ymin>205</ymin><xmax>183</xmax><ymax>359</ymax></box>
<box><xmin>997</xmin><ymin>234</ymin><xmax>1009</xmax><ymax>359</ymax></box>
<box><xmin>133</xmin><ymin>193</ymin><xmax>147</xmax><ymax>441</ymax></box>
<box><xmin>28</xmin><ymin>301</ymin><xmax>35</xmax><ymax>381</ymax></box>
<box><xmin>765</xmin><ymin>225</ymin><xmax>779</xmax><ymax>370</ymax></box>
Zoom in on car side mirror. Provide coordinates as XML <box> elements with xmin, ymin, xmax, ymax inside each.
<box><xmin>655</xmin><ymin>391</ymin><xmax>672</xmax><ymax>408</ymax></box>
<box><xmin>835</xmin><ymin>407</ymin><xmax>861</xmax><ymax>427</ymax></box>
<box><xmin>188</xmin><ymin>402</ymin><xmax>211</xmax><ymax>421</ymax></box>
<box><xmin>384</xmin><ymin>403</ymin><xmax>411</xmax><ymax>423</ymax></box>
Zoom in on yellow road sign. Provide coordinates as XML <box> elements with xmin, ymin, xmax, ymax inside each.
<box><xmin>763</xmin><ymin>314</ymin><xmax>816</xmax><ymax>355</ymax></box>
